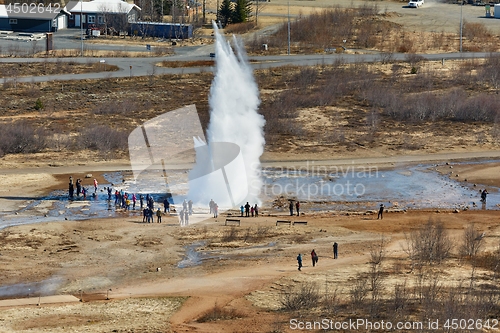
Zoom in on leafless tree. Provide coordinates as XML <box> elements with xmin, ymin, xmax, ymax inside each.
<box><xmin>403</xmin><ymin>218</ymin><xmax>453</xmax><ymax>267</ymax></box>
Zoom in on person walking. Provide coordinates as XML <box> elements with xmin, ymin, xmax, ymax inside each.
<box><xmin>107</xmin><ymin>187</ymin><xmax>112</xmax><ymax>201</ymax></box>
<box><xmin>311</xmin><ymin>249</ymin><xmax>318</xmax><ymax>267</ymax></box>
<box><xmin>156</xmin><ymin>208</ymin><xmax>162</xmax><ymax>223</ymax></box>
<box><xmin>140</xmin><ymin>195</ymin><xmax>144</xmax><ymax>209</ymax></box>
<box><xmin>132</xmin><ymin>194</ymin><xmax>137</xmax><ymax>210</ymax></box>
<box><xmin>295</xmin><ymin>201</ymin><xmax>300</xmax><ymax>216</ymax></box>
<box><xmin>93</xmin><ymin>178</ymin><xmax>98</xmax><ymax>193</ymax></box>
<box><xmin>289</xmin><ymin>201</ymin><xmax>294</xmax><ymax>216</ymax></box>
<box><xmin>297</xmin><ymin>253</ymin><xmax>303</xmax><ymax>271</ymax></box>
<box><xmin>378</xmin><ymin>204</ymin><xmax>384</xmax><ymax>219</ymax></box>
<box><xmin>184</xmin><ymin>209</ymin><xmax>189</xmax><ymax>225</ymax></box>
<box><xmin>333</xmin><ymin>242</ymin><xmax>338</xmax><ymax>259</ymax></box>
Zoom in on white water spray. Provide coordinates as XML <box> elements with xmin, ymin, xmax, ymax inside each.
<box><xmin>187</xmin><ymin>22</ymin><xmax>266</xmax><ymax>208</ymax></box>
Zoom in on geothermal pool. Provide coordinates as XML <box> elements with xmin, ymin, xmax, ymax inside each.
<box><xmin>0</xmin><ymin>161</ymin><xmax>498</xmax><ymax>231</ymax></box>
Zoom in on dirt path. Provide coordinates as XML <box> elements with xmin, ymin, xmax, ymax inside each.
<box><xmin>112</xmin><ymin>245</ymin><xmax>378</xmax><ymax>332</ymax></box>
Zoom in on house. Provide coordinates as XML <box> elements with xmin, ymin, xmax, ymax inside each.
<box><xmin>0</xmin><ymin>5</ymin><xmax>70</xmax><ymax>33</ymax></box>
<box><xmin>65</xmin><ymin>0</ymin><xmax>141</xmax><ymax>32</ymax></box>
<box><xmin>130</xmin><ymin>22</ymin><xmax>193</xmax><ymax>39</ymax></box>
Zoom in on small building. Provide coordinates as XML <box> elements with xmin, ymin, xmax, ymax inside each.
<box><xmin>0</xmin><ymin>5</ymin><xmax>70</xmax><ymax>32</ymax></box>
<box><xmin>130</xmin><ymin>22</ymin><xmax>193</xmax><ymax>39</ymax></box>
<box><xmin>65</xmin><ymin>0</ymin><xmax>141</xmax><ymax>31</ymax></box>
<box><xmin>495</xmin><ymin>4</ymin><xmax>500</xmax><ymax>19</ymax></box>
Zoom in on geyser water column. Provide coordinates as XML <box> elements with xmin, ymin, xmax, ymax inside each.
<box><xmin>188</xmin><ymin>22</ymin><xmax>266</xmax><ymax>206</ymax></box>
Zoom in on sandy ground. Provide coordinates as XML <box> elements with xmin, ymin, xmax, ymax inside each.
<box><xmin>0</xmin><ymin>155</ymin><xmax>499</xmax><ymax>332</ymax></box>
<box><xmin>1</xmin><ymin>1</ymin><xmax>500</xmax><ymax>332</ymax></box>
<box><xmin>0</xmin><ymin>204</ymin><xmax>499</xmax><ymax>332</ymax></box>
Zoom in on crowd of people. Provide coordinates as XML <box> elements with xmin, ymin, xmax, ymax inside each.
<box><xmin>296</xmin><ymin>242</ymin><xmax>338</xmax><ymax>271</ymax></box>
<box><xmin>240</xmin><ymin>202</ymin><xmax>259</xmax><ymax>217</ymax></box>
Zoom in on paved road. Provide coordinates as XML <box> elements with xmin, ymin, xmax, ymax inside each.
<box><xmin>0</xmin><ymin>50</ymin><xmax>497</xmax><ymax>83</ymax></box>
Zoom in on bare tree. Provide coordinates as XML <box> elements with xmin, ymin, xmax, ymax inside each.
<box><xmin>460</xmin><ymin>223</ymin><xmax>484</xmax><ymax>258</ymax></box>
<box><xmin>403</xmin><ymin>218</ymin><xmax>453</xmax><ymax>267</ymax></box>
<box><xmin>368</xmin><ymin>236</ymin><xmax>387</xmax><ymax>316</ymax></box>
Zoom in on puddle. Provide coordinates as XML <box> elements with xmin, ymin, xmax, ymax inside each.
<box><xmin>0</xmin><ymin>277</ymin><xmax>62</xmax><ymax>300</ymax></box>
<box><xmin>262</xmin><ymin>163</ymin><xmax>500</xmax><ymax>210</ymax></box>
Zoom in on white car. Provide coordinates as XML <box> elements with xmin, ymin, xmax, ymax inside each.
<box><xmin>408</xmin><ymin>0</ymin><xmax>424</xmax><ymax>7</ymax></box>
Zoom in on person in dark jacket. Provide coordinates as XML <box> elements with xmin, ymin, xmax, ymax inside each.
<box><xmin>311</xmin><ymin>249</ymin><xmax>318</xmax><ymax>267</ymax></box>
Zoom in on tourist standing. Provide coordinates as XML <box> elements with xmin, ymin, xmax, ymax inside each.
<box><xmin>156</xmin><ymin>208</ymin><xmax>162</xmax><ymax>223</ymax></box>
<box><xmin>245</xmin><ymin>202</ymin><xmax>250</xmax><ymax>217</ymax></box>
<box><xmin>378</xmin><ymin>204</ymin><xmax>384</xmax><ymax>219</ymax></box>
<box><xmin>333</xmin><ymin>242</ymin><xmax>338</xmax><ymax>259</ymax></box>
<box><xmin>295</xmin><ymin>201</ymin><xmax>300</xmax><ymax>216</ymax></box>
<box><xmin>289</xmin><ymin>201</ymin><xmax>294</xmax><ymax>216</ymax></box>
<box><xmin>69</xmin><ymin>179</ymin><xmax>74</xmax><ymax>199</ymax></box>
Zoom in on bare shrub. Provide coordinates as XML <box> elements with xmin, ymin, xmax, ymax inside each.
<box><xmin>280</xmin><ymin>281</ymin><xmax>321</xmax><ymax>311</ymax></box>
<box><xmin>404</xmin><ymin>218</ymin><xmax>453</xmax><ymax>266</ymax></box>
<box><xmin>224</xmin><ymin>22</ymin><xmax>256</xmax><ymax>34</ymax></box>
<box><xmin>79</xmin><ymin>125</ymin><xmax>128</xmax><ymax>156</ymax></box>
<box><xmin>462</xmin><ymin>21</ymin><xmax>491</xmax><ymax>42</ymax></box>
<box><xmin>91</xmin><ymin>99</ymin><xmax>140</xmax><ymax>115</ymax></box>
<box><xmin>460</xmin><ymin>223</ymin><xmax>484</xmax><ymax>258</ymax></box>
<box><xmin>368</xmin><ymin>237</ymin><xmax>387</xmax><ymax>293</ymax></box>
<box><xmin>478</xmin><ymin>54</ymin><xmax>500</xmax><ymax>92</ymax></box>
<box><xmin>355</xmin><ymin>3</ymin><xmax>379</xmax><ymax>16</ymax></box>
<box><xmin>453</xmin><ymin>94</ymin><xmax>499</xmax><ymax>122</ymax></box>
<box><xmin>222</xmin><ymin>227</ymin><xmax>240</xmax><ymax>242</ymax></box>
<box><xmin>365</xmin><ymin>108</ymin><xmax>380</xmax><ymax>142</ymax></box>
<box><xmin>290</xmin><ymin>68</ymin><xmax>318</xmax><ymax>90</ymax></box>
<box><xmin>0</xmin><ymin>121</ymin><xmax>47</xmax><ymax>157</ymax></box>
<box><xmin>392</xmin><ymin>280</ymin><xmax>408</xmax><ymax>316</ymax></box>
<box><xmin>405</xmin><ymin>53</ymin><xmax>425</xmax><ymax>68</ymax></box>
<box><xmin>197</xmin><ymin>302</ymin><xmax>245</xmax><ymax>322</ymax></box>
<box><xmin>243</xmin><ymin>226</ymin><xmax>270</xmax><ymax>243</ymax></box>
<box><xmin>349</xmin><ymin>275</ymin><xmax>369</xmax><ymax>308</ymax></box>
<box><xmin>322</xmin><ymin>281</ymin><xmax>339</xmax><ymax>314</ymax></box>
<box><xmin>368</xmin><ymin>237</ymin><xmax>387</xmax><ymax>316</ymax></box>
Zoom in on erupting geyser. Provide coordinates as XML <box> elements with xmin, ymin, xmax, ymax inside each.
<box><xmin>187</xmin><ymin>22</ymin><xmax>266</xmax><ymax>208</ymax></box>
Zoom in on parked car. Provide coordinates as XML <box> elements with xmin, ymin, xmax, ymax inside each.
<box><xmin>408</xmin><ymin>0</ymin><xmax>424</xmax><ymax>7</ymax></box>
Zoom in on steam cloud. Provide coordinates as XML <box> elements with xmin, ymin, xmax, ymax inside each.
<box><xmin>187</xmin><ymin>22</ymin><xmax>265</xmax><ymax>207</ymax></box>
